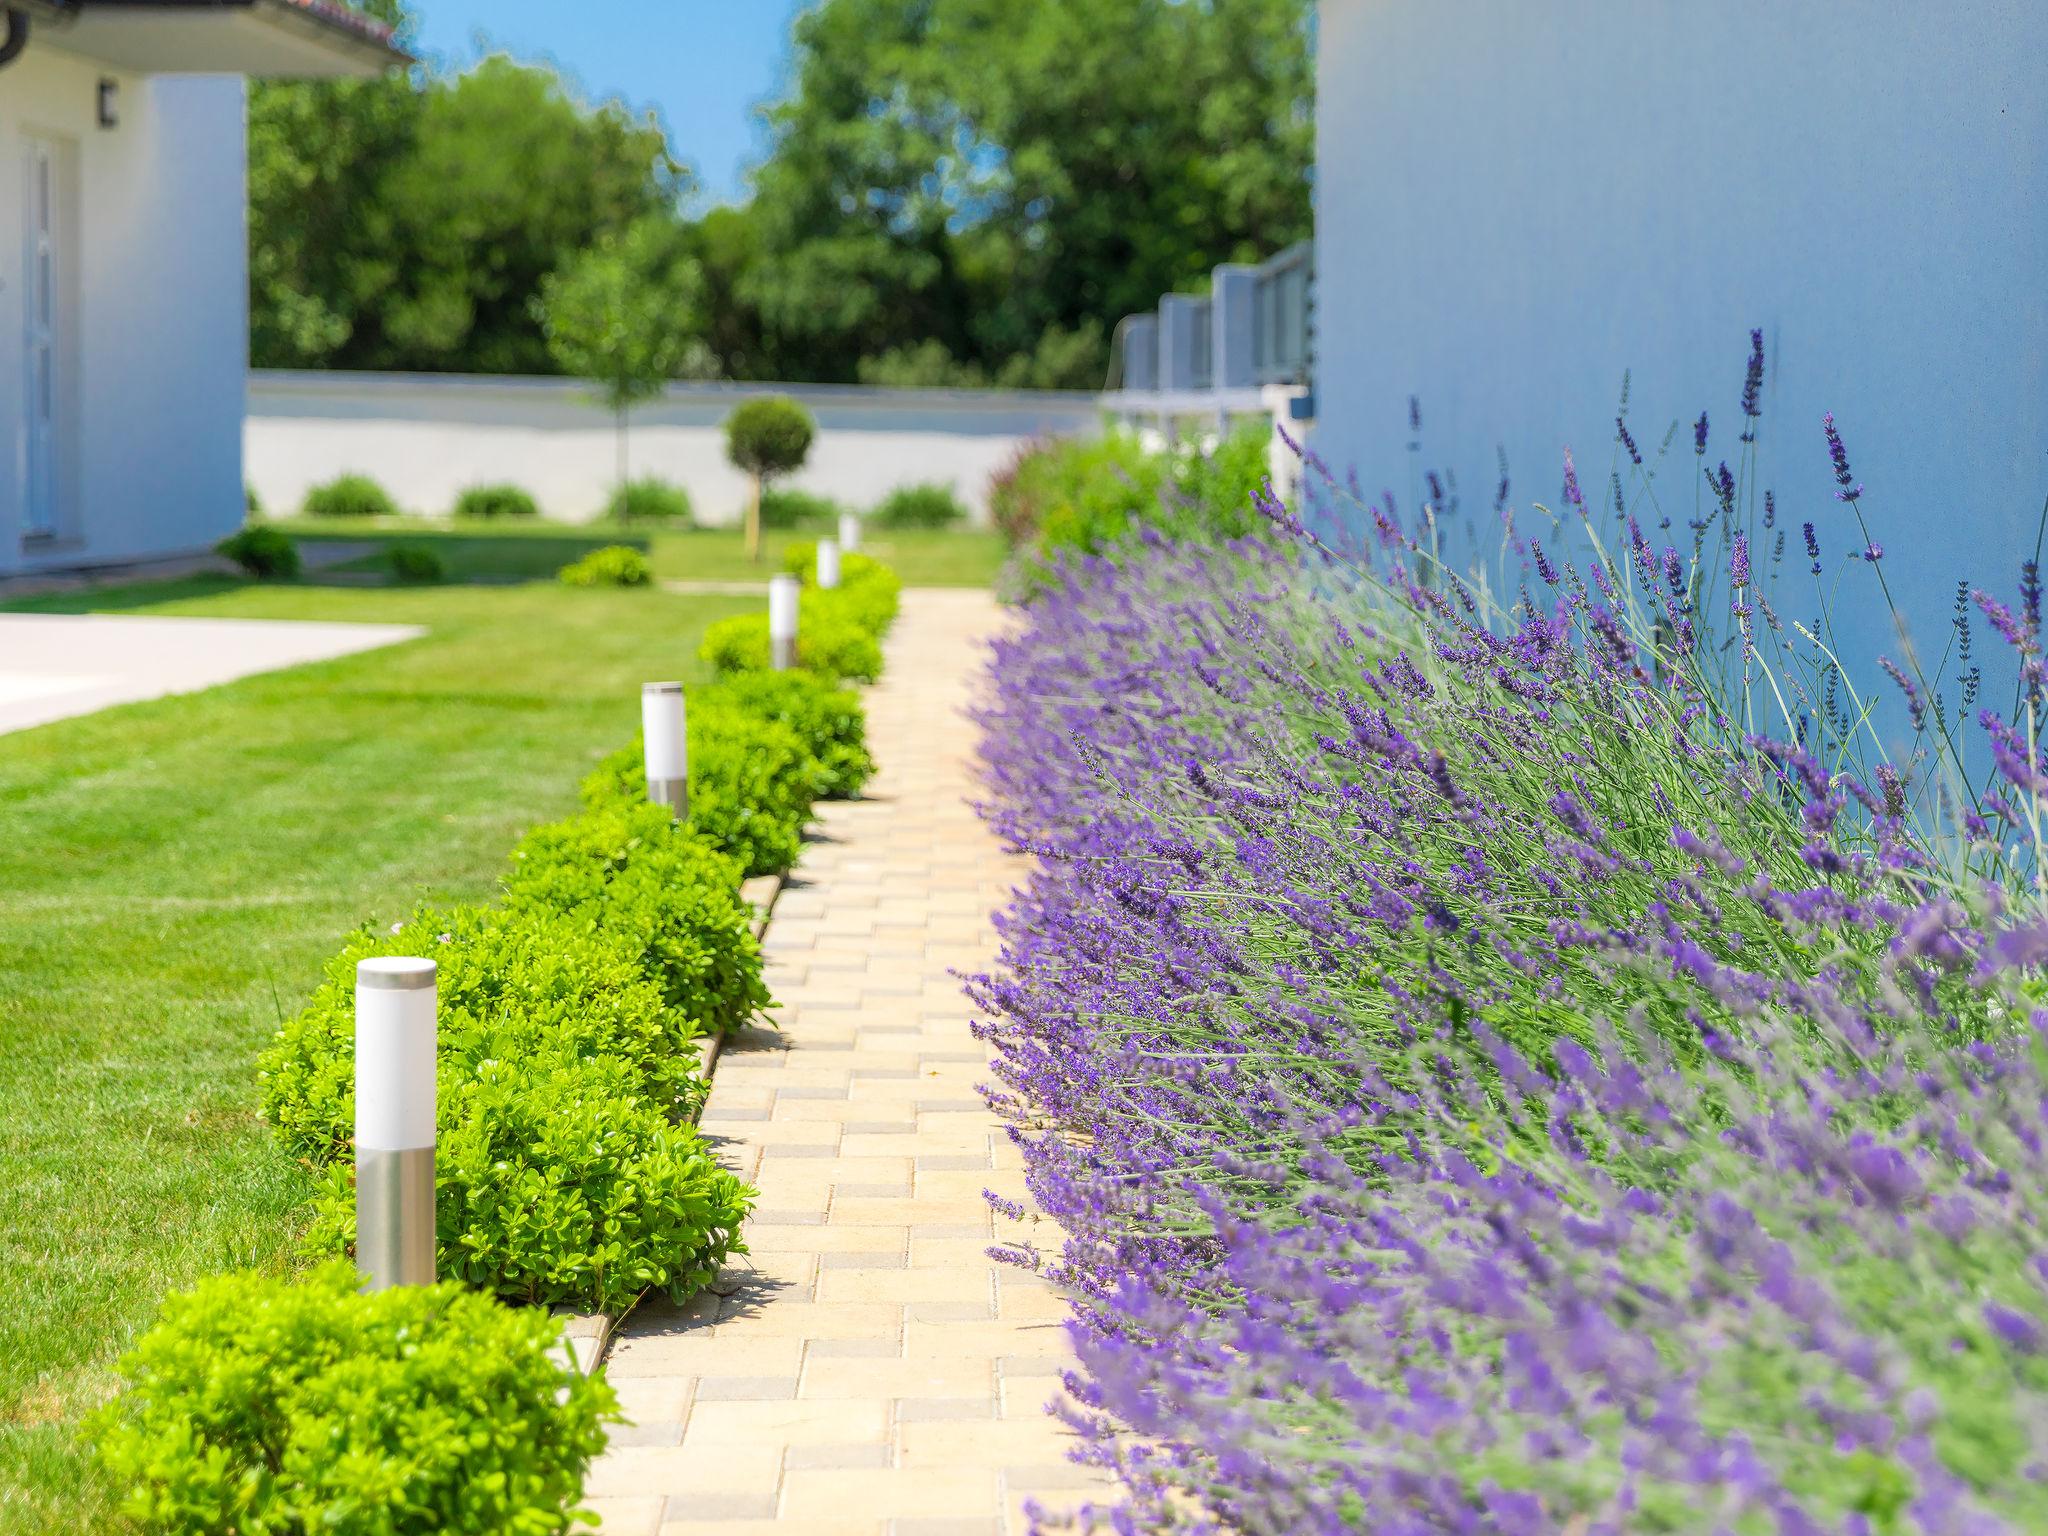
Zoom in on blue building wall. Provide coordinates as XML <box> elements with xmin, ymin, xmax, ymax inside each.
<box><xmin>1311</xmin><ymin>0</ymin><xmax>2047</xmax><ymax>734</ymax></box>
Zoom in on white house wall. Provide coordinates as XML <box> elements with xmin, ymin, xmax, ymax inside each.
<box><xmin>1311</xmin><ymin>0</ymin><xmax>2048</xmax><ymax>682</ymax></box>
<box><xmin>0</xmin><ymin>52</ymin><xmax>247</xmax><ymax>575</ymax></box>
<box><xmin>245</xmin><ymin>373</ymin><xmax>1103</xmax><ymax>527</ymax></box>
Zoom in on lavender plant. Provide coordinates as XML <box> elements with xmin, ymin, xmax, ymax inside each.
<box><xmin>969</xmin><ymin>352</ymin><xmax>2048</xmax><ymax>1533</ymax></box>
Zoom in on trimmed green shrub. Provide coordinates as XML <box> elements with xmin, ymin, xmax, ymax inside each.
<box><xmin>261</xmin><ymin>904</ymin><xmax>745</xmax><ymax>1312</ymax></box>
<box><xmin>503</xmin><ymin>802</ymin><xmax>769</xmax><ymax>1036</ymax></box>
<box><xmin>778</xmin><ymin>545</ymin><xmax>901</xmax><ymax>637</ymax></box>
<box><xmin>760</xmin><ymin>486</ymin><xmax>842</xmax><ymax>529</ymax></box>
<box><xmin>389</xmin><ymin>542</ymin><xmax>446</xmax><ymax>583</ymax></box>
<box><xmin>723</xmin><ymin>396</ymin><xmax>815</xmax><ymax>481</ymax></box>
<box><xmin>245</xmin><ymin>482</ymin><xmax>263</xmax><ymax>519</ymax></box>
<box><xmin>607</xmin><ymin>478</ymin><xmax>693</xmax><ymax>524</ymax></box>
<box><xmin>873</xmin><ymin>480</ymin><xmax>967</xmax><ymax>529</ymax></box>
<box><xmin>582</xmin><ymin>712</ymin><xmax>816</xmax><ymax>879</ymax></box>
<box><xmin>259</xmin><ymin>904</ymin><xmax>704</xmax><ymax>1162</ymax></box>
<box><xmin>304</xmin><ymin>1055</ymin><xmax>749</xmax><ymax>1311</ymax></box>
<box><xmin>699</xmin><ymin>607</ymin><xmax>883</xmax><ymax>686</ymax></box>
<box><xmin>559</xmin><ymin>545</ymin><xmax>652</xmax><ymax>587</ymax></box>
<box><xmin>88</xmin><ymin>1264</ymin><xmax>616</xmax><ymax>1536</ymax></box>
<box><xmin>216</xmin><ymin>524</ymin><xmax>300</xmax><ymax>580</ymax></box>
<box><xmin>303</xmin><ymin>473</ymin><xmax>398</xmax><ymax>519</ymax></box>
<box><xmin>453</xmin><ymin>483</ymin><xmax>540</xmax><ymax>519</ymax></box>
<box><xmin>702</xmin><ymin>672</ymin><xmax>874</xmax><ymax>800</ymax></box>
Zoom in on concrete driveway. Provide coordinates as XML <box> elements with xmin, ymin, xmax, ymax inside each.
<box><xmin>0</xmin><ymin>614</ymin><xmax>424</xmax><ymax>736</ymax></box>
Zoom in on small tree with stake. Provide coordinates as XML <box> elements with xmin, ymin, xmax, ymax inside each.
<box><xmin>539</xmin><ymin>217</ymin><xmax>706</xmax><ymax>508</ymax></box>
<box><xmin>724</xmin><ymin>396</ymin><xmax>815</xmax><ymax>562</ymax></box>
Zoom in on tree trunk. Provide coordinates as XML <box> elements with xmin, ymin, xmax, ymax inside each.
<box><xmin>746</xmin><ymin>473</ymin><xmax>763</xmax><ymax>562</ymax></box>
<box><xmin>616</xmin><ymin>404</ymin><xmax>629</xmax><ymax>513</ymax></box>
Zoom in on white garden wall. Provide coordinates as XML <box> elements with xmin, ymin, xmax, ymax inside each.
<box><xmin>246</xmin><ymin>373</ymin><xmax>1104</xmax><ymax>528</ymax></box>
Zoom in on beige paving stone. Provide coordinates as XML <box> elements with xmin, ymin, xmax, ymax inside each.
<box><xmin>780</xmin><ymin>1469</ymin><xmax>1002</xmax><ymax>1522</ymax></box>
<box><xmin>594</xmin><ymin>591</ymin><xmax>1108</xmax><ymax>1530</ymax></box>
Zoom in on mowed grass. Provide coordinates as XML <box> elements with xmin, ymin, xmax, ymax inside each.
<box><xmin>0</xmin><ymin>577</ymin><xmax>752</xmax><ymax>1533</ymax></box>
<box><xmin>275</xmin><ymin>515</ymin><xmax>1009</xmax><ymax>588</ymax></box>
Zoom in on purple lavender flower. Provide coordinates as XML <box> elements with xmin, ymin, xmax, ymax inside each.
<box><xmin>1617</xmin><ymin>417</ymin><xmax>1642</xmax><ymax>467</ymax></box>
<box><xmin>1804</xmin><ymin>522</ymin><xmax>1821</xmax><ymax>575</ymax></box>
<box><xmin>1694</xmin><ymin>411</ymin><xmax>1709</xmax><ymax>456</ymax></box>
<box><xmin>1740</xmin><ymin>328</ymin><xmax>1764</xmax><ymax>439</ymax></box>
<box><xmin>1824</xmin><ymin>411</ymin><xmax>1863</xmax><ymax>502</ymax></box>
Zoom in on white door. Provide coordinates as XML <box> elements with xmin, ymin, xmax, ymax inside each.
<box><xmin>23</xmin><ymin>137</ymin><xmax>58</xmax><ymax>539</ymax></box>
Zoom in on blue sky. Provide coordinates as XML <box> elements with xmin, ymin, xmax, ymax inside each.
<box><xmin>408</xmin><ymin>1</ymin><xmax>811</xmax><ymax>206</ymax></box>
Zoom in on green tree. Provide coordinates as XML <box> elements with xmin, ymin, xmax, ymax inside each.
<box><xmin>539</xmin><ymin>217</ymin><xmax>709</xmax><ymax>498</ymax></box>
<box><xmin>724</xmin><ymin>398</ymin><xmax>816</xmax><ymax>562</ymax></box>
<box><xmin>249</xmin><ymin>34</ymin><xmax>689</xmax><ymax>374</ymax></box>
<box><xmin>716</xmin><ymin>0</ymin><xmax>1313</xmax><ymax>386</ymax></box>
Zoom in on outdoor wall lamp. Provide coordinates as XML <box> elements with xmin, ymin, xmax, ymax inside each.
<box><xmin>98</xmin><ymin>77</ymin><xmax>119</xmax><ymax>129</ymax></box>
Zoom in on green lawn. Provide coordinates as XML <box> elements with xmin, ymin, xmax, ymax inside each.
<box><xmin>0</xmin><ymin>578</ymin><xmax>752</xmax><ymax>1533</ymax></box>
<box><xmin>276</xmin><ymin>516</ymin><xmax>1009</xmax><ymax>588</ymax></box>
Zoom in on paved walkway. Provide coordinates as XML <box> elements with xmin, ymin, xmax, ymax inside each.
<box><xmin>585</xmin><ymin>589</ymin><xmax>1105</xmax><ymax>1536</ymax></box>
<box><xmin>0</xmin><ymin>613</ymin><xmax>422</xmax><ymax>736</ymax></box>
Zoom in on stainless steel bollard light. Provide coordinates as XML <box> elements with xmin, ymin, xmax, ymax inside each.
<box><xmin>641</xmin><ymin>681</ymin><xmax>688</xmax><ymax>819</ymax></box>
<box><xmin>816</xmin><ymin>536</ymin><xmax>841</xmax><ymax>590</ymax></box>
<box><xmin>838</xmin><ymin>510</ymin><xmax>860</xmax><ymax>555</ymax></box>
<box><xmin>769</xmin><ymin>573</ymin><xmax>800</xmax><ymax>671</ymax></box>
<box><xmin>355</xmin><ymin>956</ymin><xmax>437</xmax><ymax>1290</ymax></box>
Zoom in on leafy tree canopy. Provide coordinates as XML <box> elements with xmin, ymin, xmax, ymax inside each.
<box><xmin>250</xmin><ymin>0</ymin><xmax>1313</xmax><ymax>389</ymax></box>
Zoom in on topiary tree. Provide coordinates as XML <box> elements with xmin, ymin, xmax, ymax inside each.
<box><xmin>539</xmin><ymin>216</ymin><xmax>708</xmax><ymax>511</ymax></box>
<box><xmin>724</xmin><ymin>395</ymin><xmax>815</xmax><ymax>562</ymax></box>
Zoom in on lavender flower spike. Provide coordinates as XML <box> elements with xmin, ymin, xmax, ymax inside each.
<box><xmin>1824</xmin><ymin>411</ymin><xmax>1863</xmax><ymax>502</ymax></box>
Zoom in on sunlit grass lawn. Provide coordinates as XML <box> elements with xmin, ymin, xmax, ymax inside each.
<box><xmin>276</xmin><ymin>515</ymin><xmax>1010</xmax><ymax>588</ymax></box>
<box><xmin>0</xmin><ymin>576</ymin><xmax>751</xmax><ymax>1533</ymax></box>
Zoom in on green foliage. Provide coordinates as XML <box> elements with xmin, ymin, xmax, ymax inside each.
<box><xmin>502</xmin><ymin>802</ymin><xmax>769</xmax><ymax>1036</ymax></box>
<box><xmin>559</xmin><ymin>546</ymin><xmax>653</xmax><ymax>587</ymax></box>
<box><xmin>303</xmin><ymin>473</ymin><xmax>398</xmax><ymax>519</ymax></box>
<box><xmin>760</xmin><ymin>486</ymin><xmax>844</xmax><ymax>529</ymax></box>
<box><xmin>258</xmin><ymin>904</ymin><xmax>702</xmax><ymax>1163</ymax></box>
<box><xmin>720</xmin><ymin>0</ymin><xmax>1312</xmax><ymax>385</ymax></box>
<box><xmin>216</xmin><ymin>525</ymin><xmax>300</xmax><ymax>581</ymax></box>
<box><xmin>700</xmin><ymin>672</ymin><xmax>875</xmax><ymax>800</ymax></box>
<box><xmin>452</xmin><ymin>483</ymin><xmax>540</xmax><ymax>519</ymax></box>
<box><xmin>723</xmin><ymin>396</ymin><xmax>816</xmax><ymax>482</ymax></box>
<box><xmin>88</xmin><ymin>1263</ymin><xmax>615</xmax><ymax>1536</ymax></box>
<box><xmin>1002</xmin><ymin>424</ymin><xmax>1273</xmax><ymax>581</ymax></box>
<box><xmin>539</xmin><ymin>215</ymin><xmax>710</xmax><ymax>415</ymax></box>
<box><xmin>874</xmin><ymin>482</ymin><xmax>967</xmax><ymax>529</ymax></box>
<box><xmin>260</xmin><ymin>905</ymin><xmax>746</xmax><ymax>1312</ymax></box>
<box><xmin>607</xmin><ymin>478</ymin><xmax>694</xmax><ymax>524</ymax></box>
<box><xmin>388</xmin><ymin>542</ymin><xmax>446</xmax><ymax>584</ymax></box>
<box><xmin>581</xmin><ymin>711</ymin><xmax>816</xmax><ymax>879</ymax></box>
<box><xmin>699</xmin><ymin>608</ymin><xmax>883</xmax><ymax>686</ymax></box>
<box><xmin>245</xmin><ymin>482</ymin><xmax>263</xmax><ymax>518</ymax></box>
<box><xmin>250</xmin><ymin>52</ymin><xmax>688</xmax><ymax>374</ymax></box>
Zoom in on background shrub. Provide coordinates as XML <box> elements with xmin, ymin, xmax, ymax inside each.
<box><xmin>453</xmin><ymin>483</ymin><xmax>540</xmax><ymax>519</ymax></box>
<box><xmin>245</xmin><ymin>483</ymin><xmax>263</xmax><ymax>519</ymax></box>
<box><xmin>503</xmin><ymin>802</ymin><xmax>769</xmax><ymax>1036</ymax></box>
<box><xmin>216</xmin><ymin>525</ymin><xmax>300</xmax><ymax>580</ymax></box>
<box><xmin>581</xmin><ymin>713</ymin><xmax>816</xmax><ymax>879</ymax></box>
<box><xmin>559</xmin><ymin>545</ymin><xmax>652</xmax><ymax>587</ymax></box>
<box><xmin>303</xmin><ymin>473</ymin><xmax>398</xmax><ymax>519</ymax></box>
<box><xmin>873</xmin><ymin>481</ymin><xmax>967</xmax><ymax>529</ymax></box>
<box><xmin>698</xmin><ymin>608</ymin><xmax>882</xmax><ymax>686</ymax></box>
<box><xmin>89</xmin><ymin>1264</ymin><xmax>615</xmax><ymax>1536</ymax></box>
<box><xmin>389</xmin><ymin>542</ymin><xmax>446</xmax><ymax>584</ymax></box>
<box><xmin>759</xmin><ymin>486</ymin><xmax>843</xmax><ymax>529</ymax></box>
<box><xmin>607</xmin><ymin>478</ymin><xmax>693</xmax><ymax>524</ymax></box>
